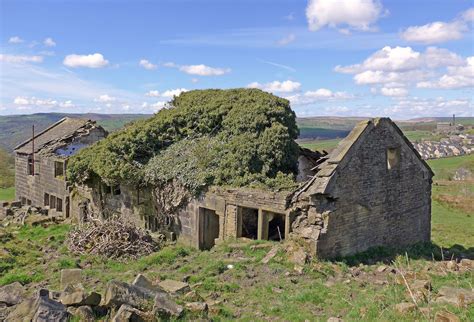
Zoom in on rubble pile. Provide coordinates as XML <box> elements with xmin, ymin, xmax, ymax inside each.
<box><xmin>66</xmin><ymin>217</ymin><xmax>164</xmax><ymax>260</ymax></box>
<box><xmin>0</xmin><ymin>201</ymin><xmax>62</xmax><ymax>226</ymax></box>
<box><xmin>0</xmin><ymin>270</ymin><xmax>208</xmax><ymax>321</ymax></box>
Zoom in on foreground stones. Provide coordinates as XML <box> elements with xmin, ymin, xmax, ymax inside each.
<box><xmin>7</xmin><ymin>289</ymin><xmax>69</xmax><ymax>321</ymax></box>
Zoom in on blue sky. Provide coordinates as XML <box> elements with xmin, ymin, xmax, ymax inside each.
<box><xmin>1</xmin><ymin>0</ymin><xmax>473</xmax><ymax>119</ymax></box>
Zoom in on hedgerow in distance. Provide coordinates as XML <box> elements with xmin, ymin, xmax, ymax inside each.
<box><xmin>67</xmin><ymin>88</ymin><xmax>300</xmax><ymax>194</ymax></box>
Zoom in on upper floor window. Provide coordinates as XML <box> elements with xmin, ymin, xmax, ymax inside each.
<box><xmin>27</xmin><ymin>155</ymin><xmax>34</xmax><ymax>175</ymax></box>
<box><xmin>387</xmin><ymin>147</ymin><xmax>400</xmax><ymax>170</ymax></box>
<box><xmin>54</xmin><ymin>161</ymin><xmax>64</xmax><ymax>178</ymax></box>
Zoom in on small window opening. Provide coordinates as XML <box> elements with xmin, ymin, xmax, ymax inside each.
<box><xmin>112</xmin><ymin>185</ymin><xmax>121</xmax><ymax>196</ymax></box>
<box><xmin>50</xmin><ymin>195</ymin><xmax>56</xmax><ymax>209</ymax></box>
<box><xmin>26</xmin><ymin>199</ymin><xmax>32</xmax><ymax>206</ymax></box>
<box><xmin>54</xmin><ymin>161</ymin><xmax>64</xmax><ymax>178</ymax></box>
<box><xmin>268</xmin><ymin>213</ymin><xmax>286</xmax><ymax>241</ymax></box>
<box><xmin>21</xmin><ymin>197</ymin><xmax>26</xmax><ymax>205</ymax></box>
<box><xmin>387</xmin><ymin>147</ymin><xmax>400</xmax><ymax>170</ymax></box>
<box><xmin>44</xmin><ymin>193</ymin><xmax>50</xmax><ymax>207</ymax></box>
<box><xmin>56</xmin><ymin>198</ymin><xmax>63</xmax><ymax>212</ymax></box>
<box><xmin>27</xmin><ymin>155</ymin><xmax>34</xmax><ymax>175</ymax></box>
<box><xmin>239</xmin><ymin>207</ymin><xmax>258</xmax><ymax>239</ymax></box>
<box><xmin>103</xmin><ymin>184</ymin><xmax>112</xmax><ymax>194</ymax></box>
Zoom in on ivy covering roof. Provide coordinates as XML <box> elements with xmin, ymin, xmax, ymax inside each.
<box><xmin>67</xmin><ymin>88</ymin><xmax>300</xmax><ymax>194</ymax></box>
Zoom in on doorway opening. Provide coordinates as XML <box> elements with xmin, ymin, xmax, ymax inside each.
<box><xmin>199</xmin><ymin>207</ymin><xmax>220</xmax><ymax>250</ymax></box>
<box><xmin>267</xmin><ymin>212</ymin><xmax>286</xmax><ymax>241</ymax></box>
<box><xmin>239</xmin><ymin>207</ymin><xmax>258</xmax><ymax>239</ymax></box>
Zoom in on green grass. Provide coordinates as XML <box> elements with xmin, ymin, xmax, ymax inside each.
<box><xmin>297</xmin><ymin>138</ymin><xmax>341</xmax><ymax>152</ymax></box>
<box><xmin>0</xmin><ymin>187</ymin><xmax>15</xmax><ymax>201</ymax></box>
<box><xmin>0</xmin><ymin>154</ymin><xmax>473</xmax><ymax>321</ymax></box>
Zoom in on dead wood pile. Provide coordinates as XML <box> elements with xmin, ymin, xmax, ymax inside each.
<box><xmin>66</xmin><ymin>217</ymin><xmax>163</xmax><ymax>260</ymax></box>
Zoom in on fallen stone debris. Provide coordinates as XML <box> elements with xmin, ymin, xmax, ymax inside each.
<box><xmin>66</xmin><ymin>217</ymin><xmax>164</xmax><ymax>260</ymax></box>
<box><xmin>0</xmin><ymin>270</ymin><xmax>210</xmax><ymax>321</ymax></box>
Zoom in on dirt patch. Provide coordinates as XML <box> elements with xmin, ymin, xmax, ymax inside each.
<box><xmin>433</xmin><ymin>194</ymin><xmax>474</xmax><ymax>213</ymax></box>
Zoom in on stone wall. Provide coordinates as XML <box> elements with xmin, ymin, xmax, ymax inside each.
<box><xmin>315</xmin><ymin>119</ymin><xmax>432</xmax><ymax>258</ymax></box>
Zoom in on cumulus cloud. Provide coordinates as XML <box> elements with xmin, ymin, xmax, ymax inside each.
<box><xmin>179</xmin><ymin>64</ymin><xmax>230</xmax><ymax>76</ymax></box>
<box><xmin>306</xmin><ymin>0</ymin><xmax>385</xmax><ymax>32</ymax></box>
<box><xmin>145</xmin><ymin>90</ymin><xmax>160</xmax><ymax>97</ymax></box>
<box><xmin>277</xmin><ymin>33</ymin><xmax>296</xmax><ymax>46</ymax></box>
<box><xmin>247</xmin><ymin>80</ymin><xmax>301</xmax><ymax>93</ymax></box>
<box><xmin>401</xmin><ymin>8</ymin><xmax>473</xmax><ymax>44</ymax></box>
<box><xmin>63</xmin><ymin>53</ymin><xmax>109</xmax><ymax>68</ymax></box>
<box><xmin>380</xmin><ymin>87</ymin><xmax>408</xmax><ymax>97</ymax></box>
<box><xmin>8</xmin><ymin>36</ymin><xmax>24</xmax><ymax>44</ymax></box>
<box><xmin>161</xmin><ymin>88</ymin><xmax>188</xmax><ymax>97</ymax></box>
<box><xmin>0</xmin><ymin>54</ymin><xmax>43</xmax><ymax>64</ymax></box>
<box><xmin>13</xmin><ymin>96</ymin><xmax>74</xmax><ymax>108</ymax></box>
<box><xmin>139</xmin><ymin>59</ymin><xmax>157</xmax><ymax>70</ymax></box>
<box><xmin>335</xmin><ymin>46</ymin><xmax>471</xmax><ymax>92</ymax></box>
<box><xmin>144</xmin><ymin>88</ymin><xmax>188</xmax><ymax>98</ymax></box>
<box><xmin>94</xmin><ymin>94</ymin><xmax>116</xmax><ymax>103</ymax></box>
<box><xmin>417</xmin><ymin>56</ymin><xmax>474</xmax><ymax>89</ymax></box>
<box><xmin>285</xmin><ymin>88</ymin><xmax>353</xmax><ymax>105</ymax></box>
<box><xmin>43</xmin><ymin>37</ymin><xmax>56</xmax><ymax>47</ymax></box>
<box><xmin>386</xmin><ymin>97</ymin><xmax>472</xmax><ymax>118</ymax></box>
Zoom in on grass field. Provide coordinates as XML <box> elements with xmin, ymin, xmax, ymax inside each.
<box><xmin>0</xmin><ymin>155</ymin><xmax>472</xmax><ymax>321</ymax></box>
<box><xmin>0</xmin><ymin>187</ymin><xmax>15</xmax><ymax>201</ymax></box>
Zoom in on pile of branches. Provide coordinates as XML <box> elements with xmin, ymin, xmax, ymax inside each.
<box><xmin>67</xmin><ymin>217</ymin><xmax>163</xmax><ymax>260</ymax></box>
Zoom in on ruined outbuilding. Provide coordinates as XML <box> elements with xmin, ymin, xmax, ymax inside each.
<box><xmin>72</xmin><ymin>117</ymin><xmax>433</xmax><ymax>258</ymax></box>
<box><xmin>13</xmin><ymin>117</ymin><xmax>107</xmax><ymax>217</ymax></box>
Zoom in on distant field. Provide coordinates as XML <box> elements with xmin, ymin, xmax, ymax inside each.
<box><xmin>297</xmin><ymin>138</ymin><xmax>341</xmax><ymax>152</ymax></box>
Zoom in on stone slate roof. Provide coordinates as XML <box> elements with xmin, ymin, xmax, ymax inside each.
<box><xmin>292</xmin><ymin>118</ymin><xmax>434</xmax><ymax>200</ymax></box>
<box><xmin>14</xmin><ymin>117</ymin><xmax>93</xmax><ymax>154</ymax></box>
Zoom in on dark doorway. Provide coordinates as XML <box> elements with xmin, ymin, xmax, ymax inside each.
<box><xmin>268</xmin><ymin>213</ymin><xmax>286</xmax><ymax>241</ymax></box>
<box><xmin>199</xmin><ymin>208</ymin><xmax>220</xmax><ymax>250</ymax></box>
<box><xmin>239</xmin><ymin>207</ymin><xmax>258</xmax><ymax>239</ymax></box>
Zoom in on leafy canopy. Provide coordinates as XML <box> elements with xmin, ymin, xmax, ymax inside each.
<box><xmin>67</xmin><ymin>89</ymin><xmax>300</xmax><ymax>193</ymax></box>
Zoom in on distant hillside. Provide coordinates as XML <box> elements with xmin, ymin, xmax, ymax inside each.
<box><xmin>0</xmin><ymin>113</ymin><xmax>150</xmax><ymax>152</ymax></box>
<box><xmin>2</xmin><ymin>113</ymin><xmax>471</xmax><ymax>153</ymax></box>
<box><xmin>0</xmin><ymin>148</ymin><xmax>14</xmax><ymax>188</ymax></box>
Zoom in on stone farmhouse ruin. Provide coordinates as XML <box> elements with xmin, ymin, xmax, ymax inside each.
<box><xmin>9</xmin><ymin>110</ymin><xmax>434</xmax><ymax>258</ymax></box>
<box><xmin>13</xmin><ymin>117</ymin><xmax>107</xmax><ymax>217</ymax></box>
<box><xmin>68</xmin><ymin>117</ymin><xmax>433</xmax><ymax>258</ymax></box>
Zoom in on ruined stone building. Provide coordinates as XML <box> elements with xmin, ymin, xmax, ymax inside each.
<box><xmin>72</xmin><ymin>117</ymin><xmax>433</xmax><ymax>258</ymax></box>
<box><xmin>14</xmin><ymin>117</ymin><xmax>107</xmax><ymax>217</ymax></box>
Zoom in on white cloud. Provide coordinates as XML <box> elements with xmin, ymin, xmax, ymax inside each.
<box><xmin>277</xmin><ymin>33</ymin><xmax>296</xmax><ymax>46</ymax></box>
<box><xmin>13</xmin><ymin>96</ymin><xmax>75</xmax><ymax>108</ymax></box>
<box><xmin>0</xmin><ymin>54</ymin><xmax>43</xmax><ymax>64</ymax></box>
<box><xmin>247</xmin><ymin>80</ymin><xmax>301</xmax><ymax>93</ymax></box>
<box><xmin>94</xmin><ymin>94</ymin><xmax>116</xmax><ymax>103</ymax></box>
<box><xmin>179</xmin><ymin>64</ymin><xmax>230</xmax><ymax>76</ymax></box>
<box><xmin>462</xmin><ymin>8</ymin><xmax>474</xmax><ymax>22</ymax></box>
<box><xmin>336</xmin><ymin>46</ymin><xmax>470</xmax><ymax>91</ymax></box>
<box><xmin>401</xmin><ymin>21</ymin><xmax>465</xmax><ymax>44</ymax></box>
<box><xmin>43</xmin><ymin>37</ymin><xmax>56</xmax><ymax>47</ymax></box>
<box><xmin>401</xmin><ymin>8</ymin><xmax>473</xmax><ymax>44</ymax></box>
<box><xmin>161</xmin><ymin>88</ymin><xmax>188</xmax><ymax>98</ymax></box>
<box><xmin>306</xmin><ymin>0</ymin><xmax>384</xmax><ymax>32</ymax></box>
<box><xmin>145</xmin><ymin>90</ymin><xmax>160</xmax><ymax>97</ymax></box>
<box><xmin>380</xmin><ymin>87</ymin><xmax>408</xmax><ymax>97</ymax></box>
<box><xmin>8</xmin><ymin>36</ymin><xmax>24</xmax><ymax>44</ymax></box>
<box><xmin>13</xmin><ymin>97</ymin><xmax>29</xmax><ymax>105</ymax></box>
<box><xmin>139</xmin><ymin>59</ymin><xmax>157</xmax><ymax>70</ymax></box>
<box><xmin>386</xmin><ymin>97</ymin><xmax>472</xmax><ymax>118</ymax></box>
<box><xmin>417</xmin><ymin>56</ymin><xmax>474</xmax><ymax>89</ymax></box>
<box><xmin>63</xmin><ymin>53</ymin><xmax>109</xmax><ymax>68</ymax></box>
<box><xmin>285</xmin><ymin>88</ymin><xmax>353</xmax><ymax>105</ymax></box>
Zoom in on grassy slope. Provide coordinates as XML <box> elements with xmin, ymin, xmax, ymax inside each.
<box><xmin>0</xmin><ymin>148</ymin><xmax>15</xmax><ymax>201</ymax></box>
<box><xmin>0</xmin><ymin>155</ymin><xmax>473</xmax><ymax>321</ymax></box>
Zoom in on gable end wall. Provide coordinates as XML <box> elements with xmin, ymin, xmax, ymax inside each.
<box><xmin>316</xmin><ymin>119</ymin><xmax>432</xmax><ymax>257</ymax></box>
